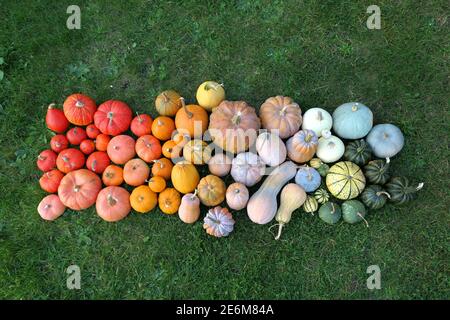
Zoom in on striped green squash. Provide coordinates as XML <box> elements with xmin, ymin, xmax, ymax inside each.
<box><xmin>364</xmin><ymin>158</ymin><xmax>390</xmax><ymax>185</ymax></box>
<box><xmin>326</xmin><ymin>161</ymin><xmax>366</xmax><ymax>200</ymax></box>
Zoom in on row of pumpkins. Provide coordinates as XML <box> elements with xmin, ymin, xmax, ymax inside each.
<box><xmin>36</xmin><ymin>81</ymin><xmax>424</xmax><ymax>239</ymax></box>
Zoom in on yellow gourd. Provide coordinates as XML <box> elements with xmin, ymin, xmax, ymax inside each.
<box><xmin>171</xmin><ymin>160</ymin><xmax>200</xmax><ymax>194</ymax></box>
<box><xmin>196</xmin><ymin>81</ymin><xmax>225</xmax><ymax>112</ymax></box>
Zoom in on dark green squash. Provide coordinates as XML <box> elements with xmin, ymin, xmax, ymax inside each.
<box><xmin>318</xmin><ymin>202</ymin><xmax>341</xmax><ymax>224</ymax></box>
<box><xmin>364</xmin><ymin>158</ymin><xmax>390</xmax><ymax>185</ymax></box>
<box><xmin>342</xmin><ymin>200</ymin><xmax>369</xmax><ymax>227</ymax></box>
<box><xmin>385</xmin><ymin>177</ymin><xmax>424</xmax><ymax>204</ymax></box>
<box><xmin>360</xmin><ymin>185</ymin><xmax>390</xmax><ymax>210</ymax></box>
<box><xmin>344</xmin><ymin>139</ymin><xmax>372</xmax><ymax>166</ymax></box>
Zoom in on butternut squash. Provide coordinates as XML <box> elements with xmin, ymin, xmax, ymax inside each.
<box><xmin>273</xmin><ymin>183</ymin><xmax>306</xmax><ymax>240</ymax></box>
<box><xmin>246</xmin><ymin>161</ymin><xmax>297</xmax><ymax>224</ymax></box>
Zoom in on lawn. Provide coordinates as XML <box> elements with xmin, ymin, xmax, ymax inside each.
<box><xmin>0</xmin><ymin>0</ymin><xmax>448</xmax><ymax>299</ymax></box>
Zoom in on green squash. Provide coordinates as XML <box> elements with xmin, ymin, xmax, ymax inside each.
<box><xmin>360</xmin><ymin>185</ymin><xmax>390</xmax><ymax>210</ymax></box>
<box><xmin>364</xmin><ymin>159</ymin><xmax>390</xmax><ymax>185</ymax></box>
<box><xmin>309</xmin><ymin>158</ymin><xmax>329</xmax><ymax>177</ymax></box>
<box><xmin>342</xmin><ymin>200</ymin><xmax>369</xmax><ymax>227</ymax></box>
<box><xmin>302</xmin><ymin>195</ymin><xmax>318</xmax><ymax>215</ymax></box>
<box><xmin>314</xmin><ymin>188</ymin><xmax>329</xmax><ymax>204</ymax></box>
<box><xmin>385</xmin><ymin>177</ymin><xmax>424</xmax><ymax>204</ymax></box>
<box><xmin>344</xmin><ymin>139</ymin><xmax>372</xmax><ymax>166</ymax></box>
<box><xmin>319</xmin><ymin>202</ymin><xmax>341</xmax><ymax>224</ymax></box>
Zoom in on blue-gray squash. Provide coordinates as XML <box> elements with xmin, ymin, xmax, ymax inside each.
<box><xmin>295</xmin><ymin>166</ymin><xmax>321</xmax><ymax>193</ymax></box>
<box><xmin>332</xmin><ymin>102</ymin><xmax>373</xmax><ymax>139</ymax></box>
<box><xmin>366</xmin><ymin>124</ymin><xmax>404</xmax><ymax>159</ymax></box>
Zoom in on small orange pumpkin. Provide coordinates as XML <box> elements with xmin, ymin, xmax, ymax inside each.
<box><xmin>102</xmin><ymin>165</ymin><xmax>124</xmax><ymax>186</ymax></box>
<box><xmin>171</xmin><ymin>161</ymin><xmax>200</xmax><ymax>194</ymax></box>
<box><xmin>162</xmin><ymin>140</ymin><xmax>182</xmax><ymax>160</ymax></box>
<box><xmin>158</xmin><ymin>188</ymin><xmax>181</xmax><ymax>214</ymax></box>
<box><xmin>148</xmin><ymin>176</ymin><xmax>166</xmax><ymax>193</ymax></box>
<box><xmin>95</xmin><ymin>134</ymin><xmax>111</xmax><ymax>151</ymax></box>
<box><xmin>155</xmin><ymin>90</ymin><xmax>182</xmax><ymax>116</ymax></box>
<box><xmin>182</xmin><ymin>139</ymin><xmax>212</xmax><ymax>165</ymax></box>
<box><xmin>286</xmin><ymin>129</ymin><xmax>319</xmax><ymax>163</ymax></box>
<box><xmin>173</xmin><ymin>131</ymin><xmax>191</xmax><ymax>148</ymax></box>
<box><xmin>130</xmin><ymin>185</ymin><xmax>157</xmax><ymax>213</ymax></box>
<box><xmin>175</xmin><ymin>98</ymin><xmax>208</xmax><ymax>138</ymax></box>
<box><xmin>151</xmin><ymin>158</ymin><xmax>173</xmax><ymax>180</ymax></box>
<box><xmin>123</xmin><ymin>158</ymin><xmax>150</xmax><ymax>186</ymax></box>
<box><xmin>197</xmin><ymin>174</ymin><xmax>226</xmax><ymax>207</ymax></box>
<box><xmin>151</xmin><ymin>116</ymin><xmax>175</xmax><ymax>141</ymax></box>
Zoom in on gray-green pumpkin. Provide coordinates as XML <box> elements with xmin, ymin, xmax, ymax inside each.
<box><xmin>342</xmin><ymin>200</ymin><xmax>369</xmax><ymax>227</ymax></box>
<box><xmin>344</xmin><ymin>139</ymin><xmax>372</xmax><ymax>166</ymax></box>
<box><xmin>361</xmin><ymin>185</ymin><xmax>390</xmax><ymax>210</ymax></box>
<box><xmin>303</xmin><ymin>195</ymin><xmax>318</xmax><ymax>214</ymax></box>
<box><xmin>364</xmin><ymin>158</ymin><xmax>390</xmax><ymax>185</ymax></box>
<box><xmin>318</xmin><ymin>202</ymin><xmax>341</xmax><ymax>224</ymax></box>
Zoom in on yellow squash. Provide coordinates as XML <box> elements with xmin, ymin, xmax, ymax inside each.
<box><xmin>326</xmin><ymin>161</ymin><xmax>365</xmax><ymax>200</ymax></box>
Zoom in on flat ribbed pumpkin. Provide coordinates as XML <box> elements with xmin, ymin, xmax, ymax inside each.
<box><xmin>326</xmin><ymin>161</ymin><xmax>365</xmax><ymax>200</ymax></box>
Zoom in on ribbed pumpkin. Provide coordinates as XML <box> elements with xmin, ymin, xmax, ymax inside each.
<box><xmin>58</xmin><ymin>169</ymin><xmax>102</xmax><ymax>210</ymax></box>
<box><xmin>155</xmin><ymin>90</ymin><xmax>182</xmax><ymax>116</ymax></box>
<box><xmin>302</xmin><ymin>195</ymin><xmax>318</xmax><ymax>214</ymax></box>
<box><xmin>158</xmin><ymin>188</ymin><xmax>181</xmax><ymax>214</ymax></box>
<box><xmin>364</xmin><ymin>159</ymin><xmax>390</xmax><ymax>185</ymax></box>
<box><xmin>344</xmin><ymin>139</ymin><xmax>372</xmax><ymax>166</ymax></box>
<box><xmin>385</xmin><ymin>177</ymin><xmax>424</xmax><ymax>204</ymax></box>
<box><xmin>94</xmin><ymin>100</ymin><xmax>132</xmax><ymax>136</ymax></box>
<box><xmin>197</xmin><ymin>175</ymin><xmax>226</xmax><ymax>207</ymax></box>
<box><xmin>96</xmin><ymin>186</ymin><xmax>131</xmax><ymax>222</ymax></box>
<box><xmin>286</xmin><ymin>129</ymin><xmax>318</xmax><ymax>163</ymax></box>
<box><xmin>314</xmin><ymin>188</ymin><xmax>329</xmax><ymax>204</ymax></box>
<box><xmin>361</xmin><ymin>185</ymin><xmax>390</xmax><ymax>210</ymax></box>
<box><xmin>175</xmin><ymin>98</ymin><xmax>208</xmax><ymax>138</ymax></box>
<box><xmin>259</xmin><ymin>96</ymin><xmax>302</xmax><ymax>139</ymax></box>
<box><xmin>182</xmin><ymin>139</ymin><xmax>212</xmax><ymax>165</ymax></box>
<box><xmin>208</xmin><ymin>100</ymin><xmax>260</xmax><ymax>153</ymax></box>
<box><xmin>63</xmin><ymin>94</ymin><xmax>97</xmax><ymax>126</ymax></box>
<box><xmin>171</xmin><ymin>161</ymin><xmax>200</xmax><ymax>194</ymax></box>
<box><xmin>326</xmin><ymin>161</ymin><xmax>366</xmax><ymax>200</ymax></box>
<box><xmin>295</xmin><ymin>166</ymin><xmax>321</xmax><ymax>193</ymax></box>
<box><xmin>203</xmin><ymin>206</ymin><xmax>235</xmax><ymax>238</ymax></box>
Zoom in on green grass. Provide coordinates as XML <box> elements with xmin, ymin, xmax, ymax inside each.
<box><xmin>0</xmin><ymin>0</ymin><xmax>449</xmax><ymax>299</ymax></box>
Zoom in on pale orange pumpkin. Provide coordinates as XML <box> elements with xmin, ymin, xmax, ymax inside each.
<box><xmin>155</xmin><ymin>90</ymin><xmax>182</xmax><ymax>116</ymax></box>
<box><xmin>158</xmin><ymin>188</ymin><xmax>181</xmax><ymax>214</ymax></box>
<box><xmin>197</xmin><ymin>174</ymin><xmax>226</xmax><ymax>207</ymax></box>
<box><xmin>130</xmin><ymin>185</ymin><xmax>157</xmax><ymax>213</ymax></box>
<box><xmin>182</xmin><ymin>139</ymin><xmax>213</xmax><ymax>165</ymax></box>
<box><xmin>259</xmin><ymin>96</ymin><xmax>302</xmax><ymax>139</ymax></box>
<box><xmin>171</xmin><ymin>161</ymin><xmax>200</xmax><ymax>194</ymax></box>
<box><xmin>96</xmin><ymin>186</ymin><xmax>131</xmax><ymax>222</ymax></box>
<box><xmin>286</xmin><ymin>129</ymin><xmax>319</xmax><ymax>163</ymax></box>
<box><xmin>162</xmin><ymin>140</ymin><xmax>182</xmax><ymax>160</ymax></box>
<box><xmin>58</xmin><ymin>169</ymin><xmax>102</xmax><ymax>210</ymax></box>
<box><xmin>123</xmin><ymin>158</ymin><xmax>150</xmax><ymax>186</ymax></box>
<box><xmin>107</xmin><ymin>135</ymin><xmax>136</xmax><ymax>164</ymax></box>
<box><xmin>135</xmin><ymin>134</ymin><xmax>162</xmax><ymax>162</ymax></box>
<box><xmin>208</xmin><ymin>100</ymin><xmax>260</xmax><ymax>153</ymax></box>
<box><xmin>175</xmin><ymin>98</ymin><xmax>208</xmax><ymax>138</ymax></box>
<box><xmin>151</xmin><ymin>158</ymin><xmax>173</xmax><ymax>180</ymax></box>
<box><xmin>151</xmin><ymin>116</ymin><xmax>175</xmax><ymax>141</ymax></box>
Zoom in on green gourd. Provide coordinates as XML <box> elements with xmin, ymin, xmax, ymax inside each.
<box><xmin>314</xmin><ymin>188</ymin><xmax>329</xmax><ymax>204</ymax></box>
<box><xmin>302</xmin><ymin>195</ymin><xmax>318</xmax><ymax>215</ymax></box>
<box><xmin>385</xmin><ymin>177</ymin><xmax>424</xmax><ymax>204</ymax></box>
<box><xmin>309</xmin><ymin>158</ymin><xmax>329</xmax><ymax>177</ymax></box>
<box><xmin>344</xmin><ymin>139</ymin><xmax>372</xmax><ymax>166</ymax></box>
<box><xmin>364</xmin><ymin>158</ymin><xmax>390</xmax><ymax>185</ymax></box>
<box><xmin>360</xmin><ymin>185</ymin><xmax>390</xmax><ymax>210</ymax></box>
<box><xmin>318</xmin><ymin>202</ymin><xmax>341</xmax><ymax>224</ymax></box>
<box><xmin>342</xmin><ymin>200</ymin><xmax>369</xmax><ymax>227</ymax></box>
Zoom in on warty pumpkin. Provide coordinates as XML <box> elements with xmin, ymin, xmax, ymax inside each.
<box><xmin>123</xmin><ymin>158</ymin><xmax>150</xmax><ymax>186</ymax></box>
<box><xmin>158</xmin><ymin>188</ymin><xmax>181</xmax><ymax>214</ymax></box>
<box><xmin>58</xmin><ymin>169</ymin><xmax>101</xmax><ymax>210</ymax></box>
<box><xmin>197</xmin><ymin>174</ymin><xmax>226</xmax><ymax>207</ymax></box>
<box><xmin>130</xmin><ymin>185</ymin><xmax>157</xmax><ymax>213</ymax></box>
<box><xmin>208</xmin><ymin>100</ymin><xmax>260</xmax><ymax>153</ymax></box>
<box><xmin>135</xmin><ymin>134</ymin><xmax>162</xmax><ymax>162</ymax></box>
<box><xmin>175</xmin><ymin>98</ymin><xmax>208</xmax><ymax>138</ymax></box>
<box><xmin>63</xmin><ymin>93</ymin><xmax>97</xmax><ymax>126</ymax></box>
<box><xmin>38</xmin><ymin>194</ymin><xmax>66</xmax><ymax>221</ymax></box>
<box><xmin>107</xmin><ymin>135</ymin><xmax>136</xmax><ymax>165</ymax></box>
<box><xmin>155</xmin><ymin>90</ymin><xmax>182</xmax><ymax>116</ymax></box>
<box><xmin>259</xmin><ymin>96</ymin><xmax>302</xmax><ymax>139</ymax></box>
<box><xmin>96</xmin><ymin>186</ymin><xmax>131</xmax><ymax>222</ymax></box>
<box><xmin>326</xmin><ymin>161</ymin><xmax>366</xmax><ymax>200</ymax></box>
<box><xmin>171</xmin><ymin>160</ymin><xmax>200</xmax><ymax>194</ymax></box>
<box><xmin>286</xmin><ymin>129</ymin><xmax>318</xmax><ymax>164</ymax></box>
<box><xmin>94</xmin><ymin>100</ymin><xmax>132</xmax><ymax>136</ymax></box>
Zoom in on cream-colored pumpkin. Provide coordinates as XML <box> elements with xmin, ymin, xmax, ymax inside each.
<box><xmin>301</xmin><ymin>107</ymin><xmax>333</xmax><ymax>137</ymax></box>
<box><xmin>230</xmin><ymin>152</ymin><xmax>265</xmax><ymax>187</ymax></box>
<box><xmin>316</xmin><ymin>131</ymin><xmax>345</xmax><ymax>163</ymax></box>
<box><xmin>255</xmin><ymin>132</ymin><xmax>287</xmax><ymax>167</ymax></box>
<box><xmin>226</xmin><ymin>182</ymin><xmax>249</xmax><ymax>210</ymax></box>
<box><xmin>259</xmin><ymin>96</ymin><xmax>302</xmax><ymax>139</ymax></box>
<box><xmin>182</xmin><ymin>139</ymin><xmax>212</xmax><ymax>165</ymax></box>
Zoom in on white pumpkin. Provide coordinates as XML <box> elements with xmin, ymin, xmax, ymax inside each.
<box><xmin>226</xmin><ymin>183</ymin><xmax>249</xmax><ymax>210</ymax></box>
<box><xmin>255</xmin><ymin>132</ymin><xmax>286</xmax><ymax>167</ymax></box>
<box><xmin>231</xmin><ymin>152</ymin><xmax>265</xmax><ymax>187</ymax></box>
<box><xmin>316</xmin><ymin>131</ymin><xmax>345</xmax><ymax>163</ymax></box>
<box><xmin>301</xmin><ymin>108</ymin><xmax>332</xmax><ymax>137</ymax></box>
<box><xmin>208</xmin><ymin>153</ymin><xmax>232</xmax><ymax>177</ymax></box>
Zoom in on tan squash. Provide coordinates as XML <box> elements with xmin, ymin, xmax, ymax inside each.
<box><xmin>178</xmin><ymin>190</ymin><xmax>200</xmax><ymax>223</ymax></box>
<box><xmin>197</xmin><ymin>175</ymin><xmax>226</xmax><ymax>207</ymax></box>
<box><xmin>259</xmin><ymin>96</ymin><xmax>302</xmax><ymax>139</ymax></box>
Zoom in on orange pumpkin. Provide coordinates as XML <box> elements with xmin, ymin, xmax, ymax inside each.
<box><xmin>135</xmin><ymin>135</ymin><xmax>162</xmax><ymax>162</ymax></box>
<box><xmin>175</xmin><ymin>98</ymin><xmax>208</xmax><ymax>138</ymax></box>
<box><xmin>162</xmin><ymin>140</ymin><xmax>182</xmax><ymax>160</ymax></box>
<box><xmin>107</xmin><ymin>135</ymin><xmax>136</xmax><ymax>164</ymax></box>
<box><xmin>123</xmin><ymin>158</ymin><xmax>150</xmax><ymax>186</ymax></box>
<box><xmin>102</xmin><ymin>165</ymin><xmax>124</xmax><ymax>186</ymax></box>
<box><xmin>96</xmin><ymin>186</ymin><xmax>131</xmax><ymax>222</ymax></box>
<box><xmin>171</xmin><ymin>161</ymin><xmax>200</xmax><ymax>194</ymax></box>
<box><xmin>95</xmin><ymin>134</ymin><xmax>111</xmax><ymax>151</ymax></box>
<box><xmin>197</xmin><ymin>174</ymin><xmax>226</xmax><ymax>206</ymax></box>
<box><xmin>58</xmin><ymin>169</ymin><xmax>102</xmax><ymax>210</ymax></box>
<box><xmin>173</xmin><ymin>131</ymin><xmax>191</xmax><ymax>148</ymax></box>
<box><xmin>158</xmin><ymin>188</ymin><xmax>181</xmax><ymax>214</ymax></box>
<box><xmin>259</xmin><ymin>96</ymin><xmax>302</xmax><ymax>139</ymax></box>
<box><xmin>151</xmin><ymin>116</ymin><xmax>175</xmax><ymax>141</ymax></box>
<box><xmin>151</xmin><ymin>158</ymin><xmax>173</xmax><ymax>180</ymax></box>
<box><xmin>148</xmin><ymin>176</ymin><xmax>166</xmax><ymax>193</ymax></box>
<box><xmin>155</xmin><ymin>90</ymin><xmax>182</xmax><ymax>116</ymax></box>
<box><xmin>286</xmin><ymin>129</ymin><xmax>319</xmax><ymax>163</ymax></box>
<box><xmin>63</xmin><ymin>93</ymin><xmax>97</xmax><ymax>126</ymax></box>
<box><xmin>130</xmin><ymin>185</ymin><xmax>157</xmax><ymax>213</ymax></box>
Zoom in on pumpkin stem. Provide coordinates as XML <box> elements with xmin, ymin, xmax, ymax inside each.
<box><xmin>162</xmin><ymin>92</ymin><xmax>169</xmax><ymax>103</ymax></box>
<box><xmin>231</xmin><ymin>112</ymin><xmax>242</xmax><ymax>125</ymax></box>
<box><xmin>73</xmin><ymin>185</ymin><xmax>80</xmax><ymax>192</ymax></box>
<box><xmin>376</xmin><ymin>191</ymin><xmax>391</xmax><ymax>199</ymax></box>
<box><xmin>180</xmin><ymin>97</ymin><xmax>193</xmax><ymax>119</ymax></box>
<box><xmin>321</xmin><ymin>130</ymin><xmax>332</xmax><ymax>139</ymax></box>
<box><xmin>274</xmin><ymin>223</ymin><xmax>284</xmax><ymax>240</ymax></box>
<box><xmin>351</xmin><ymin>103</ymin><xmax>359</xmax><ymax>112</ymax></box>
<box><xmin>91</xmin><ymin>160</ymin><xmax>97</xmax><ymax>171</ymax></box>
<box><xmin>107</xmin><ymin>194</ymin><xmax>117</xmax><ymax>206</ymax></box>
<box><xmin>279</xmin><ymin>105</ymin><xmax>288</xmax><ymax>116</ymax></box>
<box><xmin>204</xmin><ymin>82</ymin><xmax>223</xmax><ymax>91</ymax></box>
<box><xmin>75</xmin><ymin>100</ymin><xmax>85</xmax><ymax>108</ymax></box>
<box><xmin>357</xmin><ymin>213</ymin><xmax>369</xmax><ymax>228</ymax></box>
<box><xmin>48</xmin><ymin>103</ymin><xmax>56</xmax><ymax>110</ymax></box>
<box><xmin>136</xmin><ymin>111</ymin><xmax>142</xmax><ymax>122</ymax></box>
<box><xmin>385</xmin><ymin>157</ymin><xmax>390</xmax><ymax>164</ymax></box>
<box><xmin>316</xmin><ymin>110</ymin><xmax>323</xmax><ymax>121</ymax></box>
<box><xmin>44</xmin><ymin>204</ymin><xmax>51</xmax><ymax>210</ymax></box>
<box><xmin>309</xmin><ymin>211</ymin><xmax>315</xmax><ymax>216</ymax></box>
<box><xmin>107</xmin><ymin>111</ymin><xmax>114</xmax><ymax>124</ymax></box>
<box><xmin>330</xmin><ymin>203</ymin><xmax>336</xmax><ymax>214</ymax></box>
<box><xmin>38</xmin><ymin>155</ymin><xmax>46</xmax><ymax>161</ymax></box>
<box><xmin>304</xmin><ymin>133</ymin><xmax>313</xmax><ymax>142</ymax></box>
<box><xmin>191</xmin><ymin>189</ymin><xmax>198</xmax><ymax>200</ymax></box>
<box><xmin>416</xmin><ymin>182</ymin><xmax>424</xmax><ymax>191</ymax></box>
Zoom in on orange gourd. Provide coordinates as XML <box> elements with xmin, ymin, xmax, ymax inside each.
<box><xmin>151</xmin><ymin>116</ymin><xmax>175</xmax><ymax>141</ymax></box>
<box><xmin>151</xmin><ymin>158</ymin><xmax>173</xmax><ymax>180</ymax></box>
<box><xmin>102</xmin><ymin>165</ymin><xmax>124</xmax><ymax>186</ymax></box>
<box><xmin>171</xmin><ymin>161</ymin><xmax>200</xmax><ymax>194</ymax></box>
<box><xmin>162</xmin><ymin>140</ymin><xmax>182</xmax><ymax>160</ymax></box>
<box><xmin>174</xmin><ymin>98</ymin><xmax>208</xmax><ymax>138</ymax></box>
<box><xmin>135</xmin><ymin>135</ymin><xmax>162</xmax><ymax>162</ymax></box>
<box><xmin>95</xmin><ymin>134</ymin><xmax>111</xmax><ymax>151</ymax></box>
<box><xmin>158</xmin><ymin>188</ymin><xmax>181</xmax><ymax>214</ymax></box>
<box><xmin>155</xmin><ymin>90</ymin><xmax>182</xmax><ymax>116</ymax></box>
<box><xmin>96</xmin><ymin>186</ymin><xmax>131</xmax><ymax>222</ymax></box>
<box><xmin>178</xmin><ymin>191</ymin><xmax>200</xmax><ymax>223</ymax></box>
<box><xmin>197</xmin><ymin>174</ymin><xmax>226</xmax><ymax>207</ymax></box>
<box><xmin>148</xmin><ymin>176</ymin><xmax>166</xmax><ymax>193</ymax></box>
<box><xmin>173</xmin><ymin>131</ymin><xmax>191</xmax><ymax>148</ymax></box>
<box><xmin>130</xmin><ymin>185</ymin><xmax>157</xmax><ymax>213</ymax></box>
<box><xmin>123</xmin><ymin>158</ymin><xmax>150</xmax><ymax>186</ymax></box>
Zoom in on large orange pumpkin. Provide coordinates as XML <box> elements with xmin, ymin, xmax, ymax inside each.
<box><xmin>56</xmin><ymin>148</ymin><xmax>85</xmax><ymax>173</ymax></box>
<box><xmin>130</xmin><ymin>185</ymin><xmax>157</xmax><ymax>213</ymax></box>
<box><xmin>171</xmin><ymin>161</ymin><xmax>200</xmax><ymax>194</ymax></box>
<box><xmin>123</xmin><ymin>158</ymin><xmax>150</xmax><ymax>186</ymax></box>
<box><xmin>158</xmin><ymin>188</ymin><xmax>181</xmax><ymax>214</ymax></box>
<box><xmin>102</xmin><ymin>165</ymin><xmax>124</xmax><ymax>186</ymax></box>
<box><xmin>94</xmin><ymin>100</ymin><xmax>132</xmax><ymax>136</ymax></box>
<box><xmin>63</xmin><ymin>93</ymin><xmax>97</xmax><ymax>126</ymax></box>
<box><xmin>135</xmin><ymin>135</ymin><xmax>162</xmax><ymax>162</ymax></box>
<box><xmin>107</xmin><ymin>135</ymin><xmax>136</xmax><ymax>164</ymax></box>
<box><xmin>175</xmin><ymin>98</ymin><xmax>208</xmax><ymax>138</ymax></box>
<box><xmin>96</xmin><ymin>186</ymin><xmax>131</xmax><ymax>222</ymax></box>
<box><xmin>151</xmin><ymin>158</ymin><xmax>173</xmax><ymax>180</ymax></box>
<box><xmin>151</xmin><ymin>116</ymin><xmax>175</xmax><ymax>141</ymax></box>
<box><xmin>58</xmin><ymin>169</ymin><xmax>102</xmax><ymax>210</ymax></box>
<box><xmin>208</xmin><ymin>100</ymin><xmax>261</xmax><ymax>153</ymax></box>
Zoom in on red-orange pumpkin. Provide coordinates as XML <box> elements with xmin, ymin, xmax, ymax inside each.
<box><xmin>96</xmin><ymin>186</ymin><xmax>131</xmax><ymax>222</ymax></box>
<box><xmin>63</xmin><ymin>93</ymin><xmax>97</xmax><ymax>126</ymax></box>
<box><xmin>107</xmin><ymin>135</ymin><xmax>136</xmax><ymax>164</ymax></box>
<box><xmin>50</xmin><ymin>135</ymin><xmax>69</xmax><ymax>153</ymax></box>
<box><xmin>66</xmin><ymin>127</ymin><xmax>87</xmax><ymax>145</ymax></box>
<box><xmin>58</xmin><ymin>169</ymin><xmax>102</xmax><ymax>210</ymax></box>
<box><xmin>79</xmin><ymin>139</ymin><xmax>95</xmax><ymax>155</ymax></box>
<box><xmin>94</xmin><ymin>100</ymin><xmax>132</xmax><ymax>136</ymax></box>
<box><xmin>95</xmin><ymin>134</ymin><xmax>111</xmax><ymax>151</ymax></box>
<box><xmin>39</xmin><ymin>169</ymin><xmax>65</xmax><ymax>193</ymax></box>
<box><xmin>123</xmin><ymin>158</ymin><xmax>150</xmax><ymax>186</ymax></box>
<box><xmin>46</xmin><ymin>103</ymin><xmax>69</xmax><ymax>133</ymax></box>
<box><xmin>56</xmin><ymin>148</ymin><xmax>86</xmax><ymax>173</ymax></box>
<box><xmin>37</xmin><ymin>149</ymin><xmax>57</xmax><ymax>172</ymax></box>
<box><xmin>135</xmin><ymin>135</ymin><xmax>162</xmax><ymax>162</ymax></box>
<box><xmin>131</xmin><ymin>113</ymin><xmax>153</xmax><ymax>137</ymax></box>
<box><xmin>86</xmin><ymin>124</ymin><xmax>101</xmax><ymax>139</ymax></box>
<box><xmin>86</xmin><ymin>151</ymin><xmax>110</xmax><ymax>174</ymax></box>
